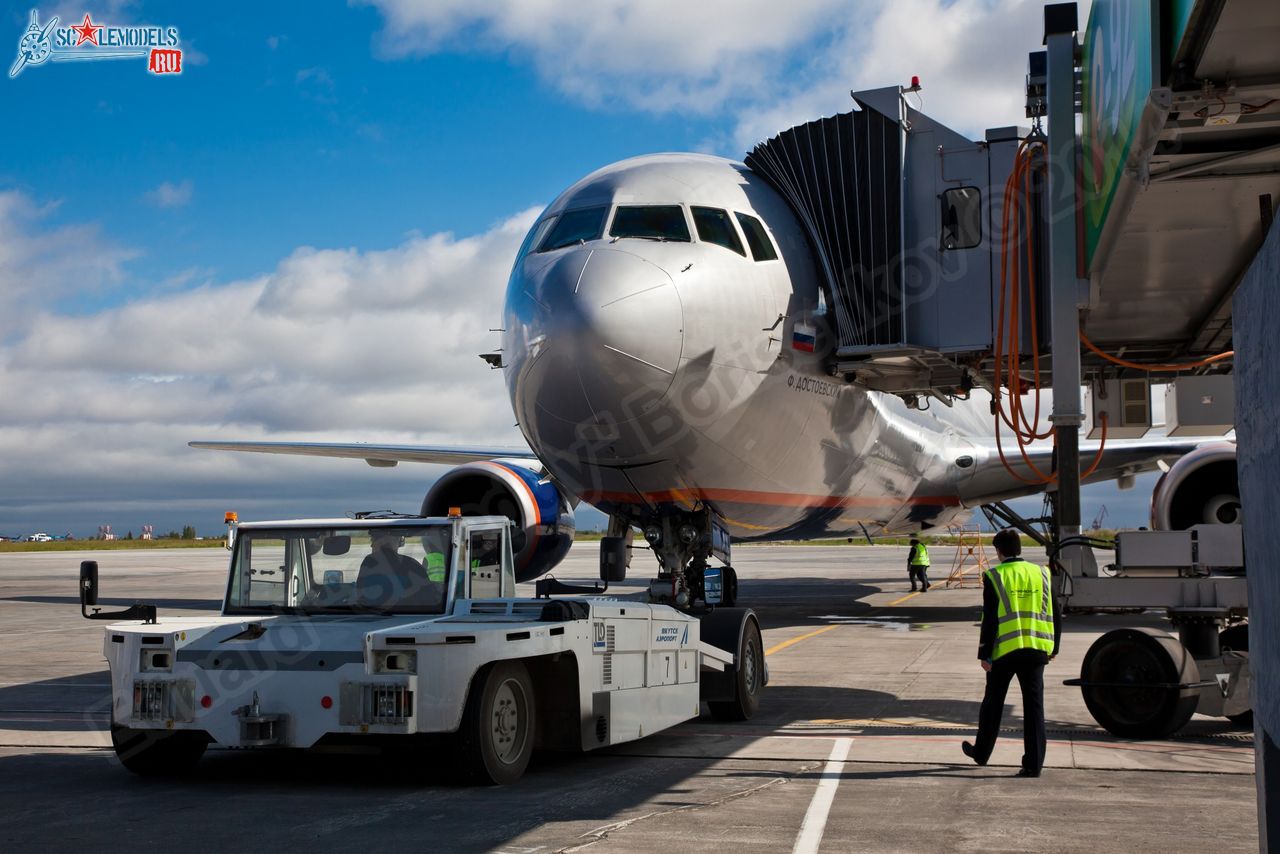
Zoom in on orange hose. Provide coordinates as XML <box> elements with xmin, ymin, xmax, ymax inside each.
<box><xmin>995</xmin><ymin>140</ymin><xmax>1052</xmax><ymax>443</ymax></box>
<box><xmin>1019</xmin><ymin>152</ymin><xmax>1052</xmax><ymax>441</ymax></box>
<box><xmin>1078</xmin><ymin>330</ymin><xmax>1233</xmax><ymax>372</ymax></box>
<box><xmin>992</xmin><ymin>138</ymin><xmax>1110</xmax><ymax>487</ymax></box>
<box><xmin>994</xmin><ymin>138</ymin><xmax>1056</xmax><ymax>485</ymax></box>
<box><xmin>1081</xmin><ymin>412</ymin><xmax>1107</xmax><ymax>479</ymax></box>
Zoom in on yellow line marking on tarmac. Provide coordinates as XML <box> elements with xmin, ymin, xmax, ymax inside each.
<box><xmin>886</xmin><ymin>590</ymin><xmax>922</xmax><ymax>606</ymax></box>
<box><xmin>764</xmin><ymin>624</ymin><xmax>839</xmax><ymax>656</ymax></box>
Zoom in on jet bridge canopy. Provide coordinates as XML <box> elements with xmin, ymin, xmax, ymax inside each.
<box><xmin>744</xmin><ymin>107</ymin><xmax>904</xmax><ymax>350</ymax></box>
<box><xmin>746</xmin><ymin>88</ymin><xmax>1030</xmax><ymax>401</ymax></box>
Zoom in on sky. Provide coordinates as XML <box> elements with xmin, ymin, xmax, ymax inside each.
<box><xmin>0</xmin><ymin>0</ymin><xmax>1155</xmax><ymax>539</ymax></box>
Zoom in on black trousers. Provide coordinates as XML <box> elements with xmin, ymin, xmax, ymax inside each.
<box><xmin>973</xmin><ymin>649</ymin><xmax>1046</xmax><ymax>772</ymax></box>
<box><xmin>908</xmin><ymin>565</ymin><xmax>929</xmax><ymax>588</ymax></box>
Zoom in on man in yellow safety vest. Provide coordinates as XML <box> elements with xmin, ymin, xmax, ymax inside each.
<box><xmin>961</xmin><ymin>528</ymin><xmax>1060</xmax><ymax>777</ymax></box>
<box><xmin>907</xmin><ymin>538</ymin><xmax>930</xmax><ymax>592</ymax></box>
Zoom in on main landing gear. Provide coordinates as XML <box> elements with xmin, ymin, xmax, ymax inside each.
<box><xmin>598</xmin><ymin>509</ymin><xmax>766</xmax><ymax>715</ymax></box>
<box><xmin>627</xmin><ymin>508</ymin><xmax>737</xmax><ymax>608</ymax></box>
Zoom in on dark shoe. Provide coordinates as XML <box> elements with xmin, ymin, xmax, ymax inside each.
<box><xmin>961</xmin><ymin>741</ymin><xmax>986</xmax><ymax>766</ymax></box>
<box><xmin>922</xmin><ymin>583</ymin><xmax>930</xmax><ymax>591</ymax></box>
<box><xmin>910</xmin><ymin>587</ymin><xmax>918</xmax><ymax>592</ymax></box>
<box><xmin>1016</xmin><ymin>768</ymin><xmax>1041</xmax><ymax>778</ymax></box>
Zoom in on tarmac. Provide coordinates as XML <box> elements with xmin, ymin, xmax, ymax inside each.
<box><xmin>0</xmin><ymin>542</ymin><xmax>1259</xmax><ymax>852</ymax></box>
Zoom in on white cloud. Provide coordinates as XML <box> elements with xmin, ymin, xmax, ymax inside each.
<box><xmin>0</xmin><ymin>190</ymin><xmax>137</xmax><ymax>338</ymax></box>
<box><xmin>358</xmin><ymin>0</ymin><xmax>850</xmax><ymax>113</ymax></box>
<box><xmin>0</xmin><ymin>202</ymin><xmax>539</xmax><ymax>532</ymax></box>
<box><xmin>360</xmin><ymin>0</ymin><xmax>1087</xmax><ymax>149</ymax></box>
<box><xmin>295</xmin><ymin>66</ymin><xmax>338</xmax><ymax>103</ymax></box>
<box><xmin>143</xmin><ymin>179</ymin><xmax>193</xmax><ymax>208</ymax></box>
<box><xmin>296</xmin><ymin>67</ymin><xmax>334</xmax><ymax>87</ymax></box>
<box><xmin>731</xmin><ymin>0</ymin><xmax>1092</xmax><ymax>150</ymax></box>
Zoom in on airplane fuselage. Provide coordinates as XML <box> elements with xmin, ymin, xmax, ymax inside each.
<box><xmin>503</xmin><ymin>153</ymin><xmax>992</xmax><ymax>540</ymax></box>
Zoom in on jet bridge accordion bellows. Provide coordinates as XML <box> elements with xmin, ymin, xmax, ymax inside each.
<box><xmin>745</xmin><ymin>108</ymin><xmax>903</xmax><ymax>350</ymax></box>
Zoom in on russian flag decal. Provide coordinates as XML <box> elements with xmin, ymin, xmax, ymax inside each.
<box><xmin>791</xmin><ymin>323</ymin><xmax>816</xmax><ymax>352</ymax></box>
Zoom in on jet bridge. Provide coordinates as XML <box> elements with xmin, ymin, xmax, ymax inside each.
<box><xmin>745</xmin><ymin>89</ymin><xmax>1041</xmax><ymax>403</ymax></box>
<box><xmin>745</xmin><ymin>0</ymin><xmax>1278</xmax><ymax>406</ymax></box>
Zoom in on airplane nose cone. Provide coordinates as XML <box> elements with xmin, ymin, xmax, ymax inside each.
<box><xmin>507</xmin><ymin>246</ymin><xmax>684</xmax><ymax>432</ymax></box>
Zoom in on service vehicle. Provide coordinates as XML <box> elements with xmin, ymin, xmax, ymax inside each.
<box><xmin>79</xmin><ymin>512</ymin><xmax>765</xmax><ymax>784</ymax></box>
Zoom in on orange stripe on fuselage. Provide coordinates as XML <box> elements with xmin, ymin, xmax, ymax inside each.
<box><xmin>579</xmin><ymin>486</ymin><xmax>960</xmax><ymax>509</ymax></box>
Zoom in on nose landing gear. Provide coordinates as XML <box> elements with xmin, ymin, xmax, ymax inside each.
<box><xmin>640</xmin><ymin>509</ymin><xmax>737</xmax><ymax>608</ymax></box>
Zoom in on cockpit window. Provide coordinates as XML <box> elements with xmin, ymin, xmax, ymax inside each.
<box><xmin>609</xmin><ymin>205</ymin><xmax>691</xmax><ymax>242</ymax></box>
<box><xmin>735</xmin><ymin>212</ymin><xmax>778</xmax><ymax>261</ymax></box>
<box><xmin>692</xmin><ymin>207</ymin><xmax>745</xmax><ymax>256</ymax></box>
<box><xmin>517</xmin><ymin>216</ymin><xmax>557</xmax><ymax>261</ymax></box>
<box><xmin>537</xmin><ymin>206</ymin><xmax>608</xmax><ymax>252</ymax></box>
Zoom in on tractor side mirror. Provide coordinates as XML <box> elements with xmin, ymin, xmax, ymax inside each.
<box><xmin>80</xmin><ymin>560</ymin><xmax>99</xmax><ymax>608</ymax></box>
<box><xmin>78</xmin><ymin>560</ymin><xmax>157</xmax><ymax>624</ymax></box>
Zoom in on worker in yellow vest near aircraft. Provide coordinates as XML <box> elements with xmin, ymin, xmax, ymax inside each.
<box><xmin>962</xmin><ymin>528</ymin><xmax>1061</xmax><ymax>777</ymax></box>
<box><xmin>907</xmin><ymin>537</ymin><xmax>930</xmax><ymax>592</ymax></box>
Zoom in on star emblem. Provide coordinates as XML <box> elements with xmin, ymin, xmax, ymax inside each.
<box><xmin>72</xmin><ymin>14</ymin><xmax>102</xmax><ymax>47</ymax></box>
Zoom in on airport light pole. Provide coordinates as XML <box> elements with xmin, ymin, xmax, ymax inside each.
<box><xmin>1044</xmin><ymin>3</ymin><xmax>1087</xmax><ymax>540</ymax></box>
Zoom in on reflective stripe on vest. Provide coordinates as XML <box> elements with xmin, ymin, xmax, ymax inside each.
<box><xmin>425</xmin><ymin>552</ymin><xmax>447</xmax><ymax>583</ymax></box>
<box><xmin>909</xmin><ymin>543</ymin><xmax>930</xmax><ymax>566</ymax></box>
<box><xmin>984</xmin><ymin>560</ymin><xmax>1054</xmax><ymax>660</ymax></box>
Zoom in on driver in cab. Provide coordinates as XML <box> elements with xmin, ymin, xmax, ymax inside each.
<box><xmin>357</xmin><ymin>529</ymin><xmax>439</xmax><ymax>609</ymax></box>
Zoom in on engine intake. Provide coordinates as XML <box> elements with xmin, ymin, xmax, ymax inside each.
<box><xmin>422</xmin><ymin>462</ymin><xmax>575</xmax><ymax>582</ymax></box>
<box><xmin>1150</xmin><ymin>443</ymin><xmax>1239</xmax><ymax>530</ymax></box>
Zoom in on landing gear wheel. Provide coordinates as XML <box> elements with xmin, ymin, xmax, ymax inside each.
<box><xmin>709</xmin><ymin>616</ymin><xmax>763</xmax><ymax>721</ymax></box>
<box><xmin>1219</xmin><ymin>624</ymin><xmax>1252</xmax><ymax>728</ymax></box>
<box><xmin>111</xmin><ymin>722</ymin><xmax>207</xmax><ymax>776</ymax></box>
<box><xmin>720</xmin><ymin>566</ymin><xmax>738</xmax><ymax>607</ymax></box>
<box><xmin>1080</xmin><ymin>628</ymin><xmax>1199</xmax><ymax>739</ymax></box>
<box><xmin>456</xmin><ymin>660</ymin><xmax>535</xmax><ymax>785</ymax></box>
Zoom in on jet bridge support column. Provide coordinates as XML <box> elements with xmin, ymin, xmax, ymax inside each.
<box><xmin>1044</xmin><ymin>4</ymin><xmax>1088</xmax><ymax>540</ymax></box>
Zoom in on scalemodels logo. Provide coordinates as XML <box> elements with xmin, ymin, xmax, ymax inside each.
<box><xmin>9</xmin><ymin>9</ymin><xmax>184</xmax><ymax>78</ymax></box>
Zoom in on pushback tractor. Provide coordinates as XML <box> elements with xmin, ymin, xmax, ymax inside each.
<box><xmin>78</xmin><ymin>513</ymin><xmax>765</xmax><ymax>784</ymax></box>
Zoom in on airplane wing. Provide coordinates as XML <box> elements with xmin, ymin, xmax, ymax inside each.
<box><xmin>1077</xmin><ymin>437</ymin><xmax>1207</xmax><ymax>486</ymax></box>
<box><xmin>961</xmin><ymin>436</ymin><xmax>1213</xmax><ymax>506</ymax></box>
<box><xmin>188</xmin><ymin>441</ymin><xmax>538</xmax><ymax>468</ymax></box>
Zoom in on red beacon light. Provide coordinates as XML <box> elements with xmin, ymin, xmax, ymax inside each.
<box><xmin>906</xmin><ymin>75</ymin><xmax>922</xmax><ymax>92</ymax></box>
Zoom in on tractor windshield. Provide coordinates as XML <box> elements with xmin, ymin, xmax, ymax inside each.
<box><xmin>226</xmin><ymin>525</ymin><xmax>452</xmax><ymax>615</ymax></box>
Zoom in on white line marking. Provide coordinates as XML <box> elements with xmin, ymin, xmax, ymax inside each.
<box><xmin>792</xmin><ymin>737</ymin><xmax>853</xmax><ymax>854</ymax></box>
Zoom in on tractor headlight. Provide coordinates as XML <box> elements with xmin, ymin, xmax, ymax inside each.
<box><xmin>373</xmin><ymin>650</ymin><xmax>417</xmax><ymax>674</ymax></box>
<box><xmin>140</xmin><ymin>648</ymin><xmax>173</xmax><ymax>672</ymax></box>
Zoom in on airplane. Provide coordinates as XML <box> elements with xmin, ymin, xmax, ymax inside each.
<box><xmin>193</xmin><ymin>102</ymin><xmax>1237</xmax><ymax>609</ymax></box>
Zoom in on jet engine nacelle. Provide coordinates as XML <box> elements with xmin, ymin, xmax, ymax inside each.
<box><xmin>422</xmin><ymin>462</ymin><xmax>575</xmax><ymax>582</ymax></box>
<box><xmin>1150</xmin><ymin>443</ymin><xmax>1240</xmax><ymax>530</ymax></box>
